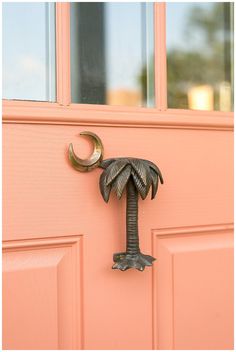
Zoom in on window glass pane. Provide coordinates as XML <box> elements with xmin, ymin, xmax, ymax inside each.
<box><xmin>167</xmin><ymin>3</ymin><xmax>234</xmax><ymax>111</ymax></box>
<box><xmin>71</xmin><ymin>2</ymin><xmax>154</xmax><ymax>107</ymax></box>
<box><xmin>3</xmin><ymin>2</ymin><xmax>56</xmax><ymax>102</ymax></box>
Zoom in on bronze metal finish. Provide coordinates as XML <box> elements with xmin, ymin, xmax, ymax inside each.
<box><xmin>68</xmin><ymin>132</ymin><xmax>163</xmax><ymax>271</ymax></box>
<box><xmin>68</xmin><ymin>131</ymin><xmax>104</xmax><ymax>172</ymax></box>
<box><xmin>99</xmin><ymin>157</ymin><xmax>163</xmax><ymax>271</ymax></box>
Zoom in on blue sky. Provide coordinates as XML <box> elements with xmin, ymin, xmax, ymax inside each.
<box><xmin>2</xmin><ymin>2</ymin><xmax>55</xmax><ymax>101</ymax></box>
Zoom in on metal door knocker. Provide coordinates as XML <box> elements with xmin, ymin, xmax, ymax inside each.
<box><xmin>69</xmin><ymin>131</ymin><xmax>163</xmax><ymax>271</ymax></box>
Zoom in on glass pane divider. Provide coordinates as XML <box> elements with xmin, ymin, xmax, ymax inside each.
<box><xmin>46</xmin><ymin>3</ymin><xmax>56</xmax><ymax>102</ymax></box>
<box><xmin>56</xmin><ymin>3</ymin><xmax>71</xmax><ymax>106</ymax></box>
<box><xmin>154</xmin><ymin>2</ymin><xmax>167</xmax><ymax>110</ymax></box>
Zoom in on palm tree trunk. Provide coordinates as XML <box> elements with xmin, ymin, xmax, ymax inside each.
<box><xmin>126</xmin><ymin>178</ymin><xmax>140</xmax><ymax>255</ymax></box>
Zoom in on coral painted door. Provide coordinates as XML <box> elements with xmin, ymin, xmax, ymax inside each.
<box><xmin>2</xmin><ymin>3</ymin><xmax>234</xmax><ymax>350</ymax></box>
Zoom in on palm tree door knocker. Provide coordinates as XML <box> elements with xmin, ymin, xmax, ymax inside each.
<box><xmin>68</xmin><ymin>131</ymin><xmax>164</xmax><ymax>271</ymax></box>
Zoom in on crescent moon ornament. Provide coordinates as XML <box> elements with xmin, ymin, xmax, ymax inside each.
<box><xmin>68</xmin><ymin>131</ymin><xmax>104</xmax><ymax>172</ymax></box>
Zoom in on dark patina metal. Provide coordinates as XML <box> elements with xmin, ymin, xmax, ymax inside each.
<box><xmin>99</xmin><ymin>157</ymin><xmax>163</xmax><ymax>271</ymax></box>
<box><xmin>69</xmin><ymin>133</ymin><xmax>164</xmax><ymax>271</ymax></box>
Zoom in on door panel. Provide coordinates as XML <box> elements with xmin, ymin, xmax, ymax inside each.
<box><xmin>153</xmin><ymin>228</ymin><xmax>234</xmax><ymax>350</ymax></box>
<box><xmin>2</xmin><ymin>236</ymin><xmax>82</xmax><ymax>350</ymax></box>
<box><xmin>2</xmin><ymin>122</ymin><xmax>233</xmax><ymax>349</ymax></box>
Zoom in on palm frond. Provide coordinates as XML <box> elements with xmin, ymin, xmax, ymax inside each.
<box><xmin>131</xmin><ymin>170</ymin><xmax>150</xmax><ymax>200</ymax></box>
<box><xmin>150</xmin><ymin>168</ymin><xmax>158</xmax><ymax>199</ymax></box>
<box><xmin>100</xmin><ymin>158</ymin><xmax>116</xmax><ymax>169</ymax></box>
<box><xmin>129</xmin><ymin>159</ymin><xmax>147</xmax><ymax>186</ymax></box>
<box><xmin>112</xmin><ymin>165</ymin><xmax>132</xmax><ymax>199</ymax></box>
<box><xmin>105</xmin><ymin>159</ymin><xmax>128</xmax><ymax>186</ymax></box>
<box><xmin>143</xmin><ymin>161</ymin><xmax>152</xmax><ymax>187</ymax></box>
<box><xmin>99</xmin><ymin>157</ymin><xmax>163</xmax><ymax>202</ymax></box>
<box><xmin>143</xmin><ymin>160</ymin><xmax>164</xmax><ymax>184</ymax></box>
<box><xmin>99</xmin><ymin>169</ymin><xmax>112</xmax><ymax>202</ymax></box>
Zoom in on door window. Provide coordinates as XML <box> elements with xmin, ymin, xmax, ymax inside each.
<box><xmin>70</xmin><ymin>2</ymin><xmax>155</xmax><ymax>107</ymax></box>
<box><xmin>167</xmin><ymin>2</ymin><xmax>234</xmax><ymax>111</ymax></box>
<box><xmin>2</xmin><ymin>2</ymin><xmax>234</xmax><ymax>112</ymax></box>
<box><xmin>2</xmin><ymin>3</ymin><xmax>56</xmax><ymax>102</ymax></box>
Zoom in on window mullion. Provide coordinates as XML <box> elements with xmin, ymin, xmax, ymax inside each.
<box><xmin>56</xmin><ymin>2</ymin><xmax>71</xmax><ymax>106</ymax></box>
<box><xmin>154</xmin><ymin>2</ymin><xmax>167</xmax><ymax>110</ymax></box>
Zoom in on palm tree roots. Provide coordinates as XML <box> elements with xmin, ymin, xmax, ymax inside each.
<box><xmin>113</xmin><ymin>252</ymin><xmax>156</xmax><ymax>271</ymax></box>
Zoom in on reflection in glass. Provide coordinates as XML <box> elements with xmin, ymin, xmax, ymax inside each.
<box><xmin>167</xmin><ymin>3</ymin><xmax>234</xmax><ymax>111</ymax></box>
<box><xmin>3</xmin><ymin>3</ymin><xmax>56</xmax><ymax>101</ymax></box>
<box><xmin>71</xmin><ymin>3</ymin><xmax>154</xmax><ymax>107</ymax></box>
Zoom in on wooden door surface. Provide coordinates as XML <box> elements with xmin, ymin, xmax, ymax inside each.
<box><xmin>2</xmin><ymin>3</ymin><xmax>234</xmax><ymax>350</ymax></box>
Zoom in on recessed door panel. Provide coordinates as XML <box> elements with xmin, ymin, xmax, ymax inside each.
<box><xmin>2</xmin><ymin>237</ymin><xmax>82</xmax><ymax>350</ymax></box>
<box><xmin>153</xmin><ymin>229</ymin><xmax>234</xmax><ymax>350</ymax></box>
